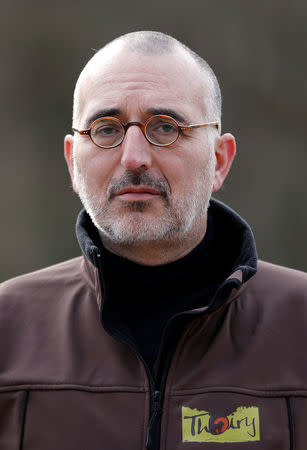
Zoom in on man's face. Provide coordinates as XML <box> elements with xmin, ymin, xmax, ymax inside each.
<box><xmin>67</xmin><ymin>48</ymin><xmax>221</xmax><ymax>247</ymax></box>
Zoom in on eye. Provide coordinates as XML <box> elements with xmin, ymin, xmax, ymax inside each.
<box><xmin>90</xmin><ymin>118</ymin><xmax>124</xmax><ymax>148</ymax></box>
<box><xmin>146</xmin><ymin>116</ymin><xmax>179</xmax><ymax>146</ymax></box>
<box><xmin>94</xmin><ymin>124</ymin><xmax>119</xmax><ymax>136</ymax></box>
<box><xmin>159</xmin><ymin>123</ymin><xmax>176</xmax><ymax>133</ymax></box>
<box><xmin>151</xmin><ymin>121</ymin><xmax>177</xmax><ymax>135</ymax></box>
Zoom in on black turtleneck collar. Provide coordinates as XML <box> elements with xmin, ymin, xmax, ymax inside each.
<box><xmin>76</xmin><ymin>198</ymin><xmax>257</xmax><ymax>284</ymax></box>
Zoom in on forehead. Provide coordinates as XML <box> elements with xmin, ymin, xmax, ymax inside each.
<box><xmin>76</xmin><ymin>47</ymin><xmax>211</xmax><ymax>126</ymax></box>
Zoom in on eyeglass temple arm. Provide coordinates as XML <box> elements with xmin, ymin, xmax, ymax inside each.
<box><xmin>180</xmin><ymin>122</ymin><xmax>220</xmax><ymax>133</ymax></box>
<box><xmin>72</xmin><ymin>128</ymin><xmax>91</xmax><ymax>136</ymax></box>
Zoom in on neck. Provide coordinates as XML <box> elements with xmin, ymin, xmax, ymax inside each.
<box><xmin>99</xmin><ymin>223</ymin><xmax>207</xmax><ymax>266</ymax></box>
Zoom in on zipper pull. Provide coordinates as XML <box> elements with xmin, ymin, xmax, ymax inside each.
<box><xmin>146</xmin><ymin>391</ymin><xmax>162</xmax><ymax>450</ymax></box>
<box><xmin>152</xmin><ymin>390</ymin><xmax>161</xmax><ymax>411</ymax></box>
<box><xmin>94</xmin><ymin>251</ymin><xmax>101</xmax><ymax>267</ymax></box>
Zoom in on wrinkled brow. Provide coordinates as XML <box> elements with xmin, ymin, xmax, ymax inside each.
<box><xmin>84</xmin><ymin>107</ymin><xmax>188</xmax><ymax>129</ymax></box>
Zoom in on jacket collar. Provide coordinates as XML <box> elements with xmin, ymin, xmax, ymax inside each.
<box><xmin>208</xmin><ymin>199</ymin><xmax>257</xmax><ymax>284</ymax></box>
<box><xmin>75</xmin><ymin>198</ymin><xmax>257</xmax><ymax>295</ymax></box>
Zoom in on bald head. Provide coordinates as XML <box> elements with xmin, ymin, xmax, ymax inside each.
<box><xmin>72</xmin><ymin>31</ymin><xmax>222</xmax><ymax>128</ymax></box>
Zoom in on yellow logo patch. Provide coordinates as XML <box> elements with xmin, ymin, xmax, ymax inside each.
<box><xmin>182</xmin><ymin>406</ymin><xmax>260</xmax><ymax>443</ymax></box>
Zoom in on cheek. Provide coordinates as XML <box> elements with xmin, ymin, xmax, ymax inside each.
<box><xmin>155</xmin><ymin>153</ymin><xmax>186</xmax><ymax>194</ymax></box>
<box><xmin>75</xmin><ymin>149</ymin><xmax>117</xmax><ymax>190</ymax></box>
<box><xmin>163</xmin><ymin>151</ymin><xmax>211</xmax><ymax>195</ymax></box>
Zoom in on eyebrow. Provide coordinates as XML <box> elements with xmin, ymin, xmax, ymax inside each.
<box><xmin>84</xmin><ymin>108</ymin><xmax>121</xmax><ymax>128</ymax></box>
<box><xmin>84</xmin><ymin>107</ymin><xmax>188</xmax><ymax>129</ymax></box>
<box><xmin>147</xmin><ymin>108</ymin><xmax>187</xmax><ymax>124</ymax></box>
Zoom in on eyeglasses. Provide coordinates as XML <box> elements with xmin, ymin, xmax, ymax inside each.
<box><xmin>72</xmin><ymin>115</ymin><xmax>220</xmax><ymax>149</ymax></box>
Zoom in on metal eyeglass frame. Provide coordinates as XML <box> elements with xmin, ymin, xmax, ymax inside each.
<box><xmin>72</xmin><ymin>114</ymin><xmax>220</xmax><ymax>149</ymax></box>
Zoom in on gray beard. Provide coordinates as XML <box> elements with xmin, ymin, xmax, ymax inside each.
<box><xmin>74</xmin><ymin>154</ymin><xmax>215</xmax><ymax>246</ymax></box>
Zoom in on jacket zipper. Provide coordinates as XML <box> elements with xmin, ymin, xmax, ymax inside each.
<box><xmin>145</xmin><ymin>390</ymin><xmax>162</xmax><ymax>449</ymax></box>
<box><xmin>95</xmin><ymin>252</ymin><xmax>165</xmax><ymax>449</ymax></box>
<box><xmin>145</xmin><ymin>313</ymin><xmax>193</xmax><ymax>449</ymax></box>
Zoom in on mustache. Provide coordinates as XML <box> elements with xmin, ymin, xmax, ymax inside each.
<box><xmin>107</xmin><ymin>170</ymin><xmax>170</xmax><ymax>200</ymax></box>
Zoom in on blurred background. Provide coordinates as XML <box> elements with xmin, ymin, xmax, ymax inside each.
<box><xmin>1</xmin><ymin>0</ymin><xmax>306</xmax><ymax>281</ymax></box>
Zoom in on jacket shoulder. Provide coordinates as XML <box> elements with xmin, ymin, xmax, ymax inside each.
<box><xmin>0</xmin><ymin>256</ymin><xmax>84</xmax><ymax>302</ymax></box>
<box><xmin>256</xmin><ymin>259</ymin><xmax>307</xmax><ymax>291</ymax></box>
<box><xmin>240</xmin><ymin>259</ymin><xmax>307</xmax><ymax>309</ymax></box>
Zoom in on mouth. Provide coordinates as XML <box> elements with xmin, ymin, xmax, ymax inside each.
<box><xmin>115</xmin><ymin>185</ymin><xmax>161</xmax><ymax>202</ymax></box>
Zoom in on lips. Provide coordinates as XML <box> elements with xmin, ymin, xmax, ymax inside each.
<box><xmin>115</xmin><ymin>185</ymin><xmax>161</xmax><ymax>201</ymax></box>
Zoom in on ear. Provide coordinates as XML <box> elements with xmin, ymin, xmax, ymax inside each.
<box><xmin>212</xmin><ymin>133</ymin><xmax>236</xmax><ymax>192</ymax></box>
<box><xmin>64</xmin><ymin>134</ymin><xmax>79</xmax><ymax>194</ymax></box>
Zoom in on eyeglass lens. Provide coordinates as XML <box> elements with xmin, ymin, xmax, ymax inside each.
<box><xmin>90</xmin><ymin>116</ymin><xmax>179</xmax><ymax>148</ymax></box>
<box><xmin>145</xmin><ymin>116</ymin><xmax>178</xmax><ymax>146</ymax></box>
<box><xmin>91</xmin><ymin>119</ymin><xmax>123</xmax><ymax>148</ymax></box>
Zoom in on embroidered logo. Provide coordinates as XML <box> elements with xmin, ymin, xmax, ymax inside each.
<box><xmin>182</xmin><ymin>406</ymin><xmax>260</xmax><ymax>443</ymax></box>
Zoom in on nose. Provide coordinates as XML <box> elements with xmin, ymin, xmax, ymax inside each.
<box><xmin>120</xmin><ymin>125</ymin><xmax>152</xmax><ymax>171</ymax></box>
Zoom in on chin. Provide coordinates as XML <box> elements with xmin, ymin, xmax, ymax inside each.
<box><xmin>98</xmin><ymin>213</ymin><xmax>182</xmax><ymax>245</ymax></box>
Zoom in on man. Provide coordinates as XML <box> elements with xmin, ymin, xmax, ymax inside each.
<box><xmin>0</xmin><ymin>31</ymin><xmax>307</xmax><ymax>450</ymax></box>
